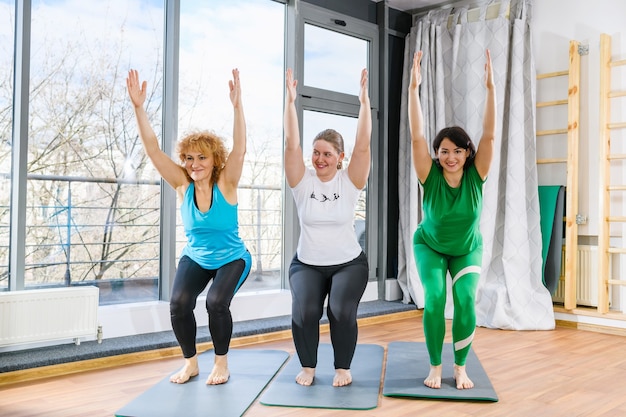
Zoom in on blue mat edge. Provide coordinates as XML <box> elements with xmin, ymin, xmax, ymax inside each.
<box><xmin>259</xmin><ymin>343</ymin><xmax>384</xmax><ymax>410</ymax></box>
<box><xmin>382</xmin><ymin>341</ymin><xmax>499</xmax><ymax>403</ymax></box>
<box><xmin>114</xmin><ymin>348</ymin><xmax>291</xmax><ymax>417</ymax></box>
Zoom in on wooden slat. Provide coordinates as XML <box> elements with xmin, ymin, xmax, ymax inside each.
<box><xmin>608</xmin><ymin>90</ymin><xmax>626</xmax><ymax>98</ymax></box>
<box><xmin>607</xmin><ymin>154</ymin><xmax>626</xmax><ymax>160</ymax></box>
<box><xmin>610</xmin><ymin>58</ymin><xmax>626</xmax><ymax>67</ymax></box>
<box><xmin>608</xmin><ymin>247</ymin><xmax>626</xmax><ymax>254</ymax></box>
<box><xmin>563</xmin><ymin>40</ymin><xmax>581</xmax><ymax>310</ymax></box>
<box><xmin>608</xmin><ymin>279</ymin><xmax>626</xmax><ymax>285</ymax></box>
<box><xmin>607</xmin><ymin>216</ymin><xmax>626</xmax><ymax>222</ymax></box>
<box><xmin>537</xmin><ymin>99</ymin><xmax>568</xmax><ymax>107</ymax></box>
<box><xmin>597</xmin><ymin>33</ymin><xmax>612</xmax><ymax>314</ymax></box>
<box><xmin>537</xmin><ymin>69</ymin><xmax>568</xmax><ymax>79</ymax></box>
<box><xmin>608</xmin><ymin>121</ymin><xmax>626</xmax><ymax>129</ymax></box>
<box><xmin>537</xmin><ymin>158</ymin><xmax>567</xmax><ymax>164</ymax></box>
<box><xmin>536</xmin><ymin>128</ymin><xmax>568</xmax><ymax>136</ymax></box>
<box><xmin>607</xmin><ymin>185</ymin><xmax>626</xmax><ymax>191</ymax></box>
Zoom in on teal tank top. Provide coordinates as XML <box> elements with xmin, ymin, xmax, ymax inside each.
<box><xmin>180</xmin><ymin>182</ymin><xmax>247</xmax><ymax>269</ymax></box>
<box><xmin>414</xmin><ymin>163</ymin><xmax>485</xmax><ymax>256</ymax></box>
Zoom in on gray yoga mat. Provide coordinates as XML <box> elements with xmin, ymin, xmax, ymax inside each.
<box><xmin>115</xmin><ymin>349</ymin><xmax>289</xmax><ymax>417</ymax></box>
<box><xmin>260</xmin><ymin>343</ymin><xmax>384</xmax><ymax>410</ymax></box>
<box><xmin>383</xmin><ymin>341</ymin><xmax>498</xmax><ymax>402</ymax></box>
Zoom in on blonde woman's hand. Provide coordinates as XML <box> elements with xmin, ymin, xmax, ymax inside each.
<box><xmin>126</xmin><ymin>69</ymin><xmax>147</xmax><ymax>109</ymax></box>
<box><xmin>229</xmin><ymin>68</ymin><xmax>242</xmax><ymax>109</ymax></box>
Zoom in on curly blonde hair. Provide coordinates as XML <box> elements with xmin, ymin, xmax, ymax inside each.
<box><xmin>177</xmin><ymin>130</ymin><xmax>228</xmax><ymax>183</ymax></box>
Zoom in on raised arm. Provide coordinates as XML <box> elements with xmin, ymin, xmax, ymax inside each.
<box><xmin>347</xmin><ymin>68</ymin><xmax>372</xmax><ymax>190</ymax></box>
<box><xmin>126</xmin><ymin>69</ymin><xmax>188</xmax><ymax>191</ymax></box>
<box><xmin>474</xmin><ymin>49</ymin><xmax>496</xmax><ymax>180</ymax></box>
<box><xmin>284</xmin><ymin>68</ymin><xmax>306</xmax><ymax>188</ymax></box>
<box><xmin>408</xmin><ymin>51</ymin><xmax>433</xmax><ymax>183</ymax></box>
<box><xmin>220</xmin><ymin>68</ymin><xmax>247</xmax><ymax>197</ymax></box>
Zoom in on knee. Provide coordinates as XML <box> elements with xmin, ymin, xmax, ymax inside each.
<box><xmin>170</xmin><ymin>295</ymin><xmax>193</xmax><ymax>317</ymax></box>
<box><xmin>205</xmin><ymin>293</ymin><xmax>230</xmax><ymax>315</ymax></box>
<box><xmin>453</xmin><ymin>288</ymin><xmax>476</xmax><ymax>311</ymax></box>
<box><xmin>293</xmin><ymin>304</ymin><xmax>323</xmax><ymax>326</ymax></box>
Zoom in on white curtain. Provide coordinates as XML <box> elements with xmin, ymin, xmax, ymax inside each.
<box><xmin>397</xmin><ymin>0</ymin><xmax>555</xmax><ymax>330</ymax></box>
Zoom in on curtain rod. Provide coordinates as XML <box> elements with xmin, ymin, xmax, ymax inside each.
<box><xmin>411</xmin><ymin>0</ymin><xmax>500</xmax><ymax>18</ymax></box>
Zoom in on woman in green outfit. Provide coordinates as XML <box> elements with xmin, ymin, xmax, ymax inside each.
<box><xmin>408</xmin><ymin>49</ymin><xmax>496</xmax><ymax>390</ymax></box>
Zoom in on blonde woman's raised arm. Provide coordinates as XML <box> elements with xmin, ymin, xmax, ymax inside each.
<box><xmin>221</xmin><ymin>68</ymin><xmax>247</xmax><ymax>194</ymax></box>
<box><xmin>126</xmin><ymin>69</ymin><xmax>188</xmax><ymax>190</ymax></box>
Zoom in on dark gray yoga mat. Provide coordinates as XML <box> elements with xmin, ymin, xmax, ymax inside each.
<box><xmin>383</xmin><ymin>341</ymin><xmax>498</xmax><ymax>402</ymax></box>
<box><xmin>260</xmin><ymin>343</ymin><xmax>384</xmax><ymax>410</ymax></box>
<box><xmin>115</xmin><ymin>349</ymin><xmax>289</xmax><ymax>417</ymax></box>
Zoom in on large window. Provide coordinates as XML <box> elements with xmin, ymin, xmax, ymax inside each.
<box><xmin>0</xmin><ymin>0</ymin><xmax>14</xmax><ymax>291</ymax></box>
<box><xmin>4</xmin><ymin>0</ymin><xmax>379</xmax><ymax>309</ymax></box>
<box><xmin>178</xmin><ymin>0</ymin><xmax>285</xmax><ymax>293</ymax></box>
<box><xmin>23</xmin><ymin>0</ymin><xmax>164</xmax><ymax>301</ymax></box>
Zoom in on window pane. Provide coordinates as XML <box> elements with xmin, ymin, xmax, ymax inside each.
<box><xmin>304</xmin><ymin>24</ymin><xmax>368</xmax><ymax>95</ymax></box>
<box><xmin>303</xmin><ymin>110</ymin><xmax>367</xmax><ymax>254</ymax></box>
<box><xmin>178</xmin><ymin>0</ymin><xmax>285</xmax><ymax>292</ymax></box>
<box><xmin>26</xmin><ymin>0</ymin><xmax>164</xmax><ymax>303</ymax></box>
<box><xmin>0</xmin><ymin>0</ymin><xmax>14</xmax><ymax>291</ymax></box>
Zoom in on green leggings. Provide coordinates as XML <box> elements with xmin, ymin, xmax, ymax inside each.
<box><xmin>413</xmin><ymin>236</ymin><xmax>482</xmax><ymax>366</ymax></box>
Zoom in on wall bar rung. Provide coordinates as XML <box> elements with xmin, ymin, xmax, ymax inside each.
<box><xmin>610</xmin><ymin>59</ymin><xmax>626</xmax><ymax>67</ymax></box>
<box><xmin>537</xmin><ymin>70</ymin><xmax>568</xmax><ymax>79</ymax></box>
<box><xmin>607</xmin><ymin>216</ymin><xmax>626</xmax><ymax>223</ymax></box>
<box><xmin>537</xmin><ymin>128</ymin><xmax>568</xmax><ymax>136</ymax></box>
<box><xmin>537</xmin><ymin>99</ymin><xmax>568</xmax><ymax>107</ymax></box>
<box><xmin>537</xmin><ymin>158</ymin><xmax>567</xmax><ymax>164</ymax></box>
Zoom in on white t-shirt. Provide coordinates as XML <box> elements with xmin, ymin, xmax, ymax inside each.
<box><xmin>290</xmin><ymin>169</ymin><xmax>363</xmax><ymax>266</ymax></box>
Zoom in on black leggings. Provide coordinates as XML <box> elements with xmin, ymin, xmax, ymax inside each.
<box><xmin>289</xmin><ymin>252</ymin><xmax>369</xmax><ymax>369</ymax></box>
<box><xmin>170</xmin><ymin>254</ymin><xmax>250</xmax><ymax>358</ymax></box>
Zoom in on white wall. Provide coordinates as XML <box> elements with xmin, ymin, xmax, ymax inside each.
<box><xmin>532</xmin><ymin>0</ymin><xmax>626</xmax><ymax>237</ymax></box>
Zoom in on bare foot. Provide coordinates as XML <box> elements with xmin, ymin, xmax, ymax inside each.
<box><xmin>333</xmin><ymin>369</ymin><xmax>352</xmax><ymax>387</ymax></box>
<box><xmin>295</xmin><ymin>367</ymin><xmax>315</xmax><ymax>386</ymax></box>
<box><xmin>169</xmin><ymin>356</ymin><xmax>199</xmax><ymax>384</ymax></box>
<box><xmin>454</xmin><ymin>364</ymin><xmax>474</xmax><ymax>389</ymax></box>
<box><xmin>206</xmin><ymin>354</ymin><xmax>230</xmax><ymax>385</ymax></box>
<box><xmin>423</xmin><ymin>364</ymin><xmax>442</xmax><ymax>389</ymax></box>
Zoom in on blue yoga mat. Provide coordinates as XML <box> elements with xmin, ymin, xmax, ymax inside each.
<box><xmin>260</xmin><ymin>343</ymin><xmax>384</xmax><ymax>410</ymax></box>
<box><xmin>383</xmin><ymin>341</ymin><xmax>498</xmax><ymax>402</ymax></box>
<box><xmin>115</xmin><ymin>349</ymin><xmax>289</xmax><ymax>417</ymax></box>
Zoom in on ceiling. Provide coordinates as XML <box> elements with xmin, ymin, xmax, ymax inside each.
<box><xmin>380</xmin><ymin>0</ymin><xmax>453</xmax><ymax>13</ymax></box>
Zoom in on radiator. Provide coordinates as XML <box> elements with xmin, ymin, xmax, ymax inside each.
<box><xmin>0</xmin><ymin>286</ymin><xmax>99</xmax><ymax>348</ymax></box>
<box><xmin>553</xmin><ymin>245</ymin><xmax>605</xmax><ymax>307</ymax></box>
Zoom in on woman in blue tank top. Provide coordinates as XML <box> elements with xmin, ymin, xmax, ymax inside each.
<box><xmin>127</xmin><ymin>68</ymin><xmax>251</xmax><ymax>386</ymax></box>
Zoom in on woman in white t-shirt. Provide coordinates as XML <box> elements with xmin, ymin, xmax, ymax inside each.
<box><xmin>283</xmin><ymin>67</ymin><xmax>371</xmax><ymax>387</ymax></box>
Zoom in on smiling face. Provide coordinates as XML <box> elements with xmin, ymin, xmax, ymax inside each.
<box><xmin>183</xmin><ymin>150</ymin><xmax>215</xmax><ymax>183</ymax></box>
<box><xmin>312</xmin><ymin>139</ymin><xmax>344</xmax><ymax>181</ymax></box>
<box><xmin>436</xmin><ymin>138</ymin><xmax>470</xmax><ymax>175</ymax></box>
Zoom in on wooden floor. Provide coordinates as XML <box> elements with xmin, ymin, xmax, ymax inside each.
<box><xmin>1</xmin><ymin>311</ymin><xmax>625</xmax><ymax>417</ymax></box>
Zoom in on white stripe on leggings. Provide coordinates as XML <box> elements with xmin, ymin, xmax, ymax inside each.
<box><xmin>454</xmin><ymin>330</ymin><xmax>475</xmax><ymax>352</ymax></box>
<box><xmin>451</xmin><ymin>265</ymin><xmax>481</xmax><ymax>286</ymax></box>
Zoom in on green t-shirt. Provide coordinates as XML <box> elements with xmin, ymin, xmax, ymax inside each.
<box><xmin>414</xmin><ymin>162</ymin><xmax>485</xmax><ymax>256</ymax></box>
